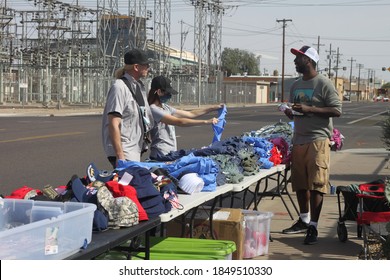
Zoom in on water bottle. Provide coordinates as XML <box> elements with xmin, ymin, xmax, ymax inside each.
<box><xmin>330</xmin><ymin>185</ymin><xmax>336</xmax><ymax>195</ymax></box>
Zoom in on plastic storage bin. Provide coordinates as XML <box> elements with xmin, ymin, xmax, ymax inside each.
<box><xmin>0</xmin><ymin>199</ymin><xmax>96</xmax><ymax>260</ymax></box>
<box><xmin>145</xmin><ymin>237</ymin><xmax>236</xmax><ymax>260</ymax></box>
<box><xmin>242</xmin><ymin>210</ymin><xmax>273</xmax><ymax>258</ymax></box>
<box><xmin>132</xmin><ymin>252</ymin><xmax>226</xmax><ymax>260</ymax></box>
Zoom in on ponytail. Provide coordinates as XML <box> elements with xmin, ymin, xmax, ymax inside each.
<box><xmin>114</xmin><ymin>67</ymin><xmax>125</xmax><ymax>79</ymax></box>
<box><xmin>114</xmin><ymin>64</ymin><xmax>135</xmax><ymax>79</ymax></box>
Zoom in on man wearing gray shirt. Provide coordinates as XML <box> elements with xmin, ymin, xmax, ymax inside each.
<box><xmin>281</xmin><ymin>46</ymin><xmax>342</xmax><ymax>245</ymax></box>
<box><xmin>102</xmin><ymin>49</ymin><xmax>154</xmax><ymax>168</ymax></box>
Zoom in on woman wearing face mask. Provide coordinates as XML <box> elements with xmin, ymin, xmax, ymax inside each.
<box><xmin>147</xmin><ymin>75</ymin><xmax>222</xmax><ymax>161</ymax></box>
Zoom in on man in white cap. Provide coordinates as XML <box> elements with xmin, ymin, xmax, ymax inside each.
<box><xmin>281</xmin><ymin>45</ymin><xmax>342</xmax><ymax>245</ymax></box>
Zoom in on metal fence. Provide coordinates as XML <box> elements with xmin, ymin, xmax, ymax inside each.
<box><xmin>0</xmin><ymin>67</ymin><xmax>263</xmax><ymax>107</ymax></box>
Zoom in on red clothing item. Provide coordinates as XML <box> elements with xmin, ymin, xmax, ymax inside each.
<box><xmin>105</xmin><ymin>181</ymin><xmax>149</xmax><ymax>221</ymax></box>
<box><xmin>270</xmin><ymin>137</ymin><xmax>291</xmax><ymax>164</ymax></box>
<box><xmin>269</xmin><ymin>146</ymin><xmax>282</xmax><ymax>165</ymax></box>
<box><xmin>5</xmin><ymin>186</ymin><xmax>43</xmax><ymax>199</ymax></box>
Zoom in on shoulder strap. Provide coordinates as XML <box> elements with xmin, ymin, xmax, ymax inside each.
<box><xmin>120</xmin><ymin>77</ymin><xmax>145</xmax><ymax>107</ymax></box>
<box><xmin>120</xmin><ymin>77</ymin><xmax>149</xmax><ymax>139</ymax></box>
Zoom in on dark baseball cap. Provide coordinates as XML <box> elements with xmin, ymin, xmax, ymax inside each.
<box><xmin>124</xmin><ymin>49</ymin><xmax>154</xmax><ymax>65</ymax></box>
<box><xmin>151</xmin><ymin>75</ymin><xmax>178</xmax><ymax>95</ymax></box>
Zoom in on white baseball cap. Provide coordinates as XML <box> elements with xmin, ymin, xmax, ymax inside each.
<box><xmin>178</xmin><ymin>173</ymin><xmax>204</xmax><ymax>194</ymax></box>
<box><xmin>291</xmin><ymin>45</ymin><xmax>319</xmax><ymax>63</ymax></box>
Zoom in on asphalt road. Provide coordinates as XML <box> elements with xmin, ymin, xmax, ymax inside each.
<box><xmin>1</xmin><ymin>102</ymin><xmax>389</xmax><ymax>196</ymax></box>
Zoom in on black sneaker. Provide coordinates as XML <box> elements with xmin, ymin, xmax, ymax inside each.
<box><xmin>303</xmin><ymin>225</ymin><xmax>318</xmax><ymax>245</ymax></box>
<box><xmin>282</xmin><ymin>218</ymin><xmax>309</xmax><ymax>234</ymax></box>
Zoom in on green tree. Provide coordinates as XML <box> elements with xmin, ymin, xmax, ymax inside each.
<box><xmin>221</xmin><ymin>48</ymin><xmax>260</xmax><ymax>76</ymax></box>
<box><xmin>382</xmin><ymin>82</ymin><xmax>390</xmax><ymax>89</ymax></box>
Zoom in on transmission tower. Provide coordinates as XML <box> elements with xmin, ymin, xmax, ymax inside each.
<box><xmin>153</xmin><ymin>0</ymin><xmax>171</xmax><ymax>76</ymax></box>
<box><xmin>208</xmin><ymin>0</ymin><xmax>223</xmax><ymax>75</ymax></box>
<box><xmin>96</xmin><ymin>0</ymin><xmax>119</xmax><ymax>87</ymax></box>
<box><xmin>96</xmin><ymin>0</ymin><xmax>149</xmax><ymax>103</ymax></box>
<box><xmin>193</xmin><ymin>0</ymin><xmax>208</xmax><ymax>78</ymax></box>
<box><xmin>127</xmin><ymin>0</ymin><xmax>148</xmax><ymax>50</ymax></box>
<box><xmin>0</xmin><ymin>1</ymin><xmax>14</xmax><ymax>104</ymax></box>
<box><xmin>11</xmin><ymin>1</ymin><xmax>95</xmax><ymax>104</ymax></box>
<box><xmin>192</xmin><ymin>0</ymin><xmax>229</xmax><ymax>78</ymax></box>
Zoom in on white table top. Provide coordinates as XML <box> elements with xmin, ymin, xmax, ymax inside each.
<box><xmin>230</xmin><ymin>164</ymin><xmax>285</xmax><ymax>192</ymax></box>
<box><xmin>159</xmin><ymin>183</ymin><xmax>233</xmax><ymax>222</ymax></box>
<box><xmin>159</xmin><ymin>164</ymin><xmax>286</xmax><ymax>223</ymax></box>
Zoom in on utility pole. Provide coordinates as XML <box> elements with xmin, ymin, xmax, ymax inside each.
<box><xmin>179</xmin><ymin>20</ymin><xmax>188</xmax><ymax>71</ymax></box>
<box><xmin>207</xmin><ymin>24</ymin><xmax>213</xmax><ymax>77</ymax></box>
<box><xmin>334</xmin><ymin>47</ymin><xmax>340</xmax><ymax>88</ymax></box>
<box><xmin>348</xmin><ymin>57</ymin><xmax>356</xmax><ymax>99</ymax></box>
<box><xmin>178</xmin><ymin>20</ymin><xmax>188</xmax><ymax>98</ymax></box>
<box><xmin>313</xmin><ymin>36</ymin><xmax>324</xmax><ymax>71</ymax></box>
<box><xmin>367</xmin><ymin>69</ymin><xmax>372</xmax><ymax>99</ymax></box>
<box><xmin>276</xmin><ymin>18</ymin><xmax>292</xmax><ymax>102</ymax></box>
<box><xmin>325</xmin><ymin>44</ymin><xmax>334</xmax><ymax>78</ymax></box>
<box><xmin>357</xmin><ymin>63</ymin><xmax>364</xmax><ymax>101</ymax></box>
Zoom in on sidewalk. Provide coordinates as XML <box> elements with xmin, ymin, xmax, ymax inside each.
<box><xmin>253</xmin><ymin>149</ymin><xmax>390</xmax><ymax>260</ymax></box>
<box><xmin>0</xmin><ymin>105</ymin><xmax>104</xmax><ymax>117</ymax></box>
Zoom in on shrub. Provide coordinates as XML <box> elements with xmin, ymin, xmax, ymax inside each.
<box><xmin>380</xmin><ymin>116</ymin><xmax>390</xmax><ymax>149</ymax></box>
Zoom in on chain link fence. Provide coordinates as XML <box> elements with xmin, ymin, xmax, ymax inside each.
<box><xmin>0</xmin><ymin>67</ymin><xmax>273</xmax><ymax>108</ymax></box>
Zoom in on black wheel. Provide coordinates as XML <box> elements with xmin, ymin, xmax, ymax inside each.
<box><xmin>337</xmin><ymin>222</ymin><xmax>348</xmax><ymax>242</ymax></box>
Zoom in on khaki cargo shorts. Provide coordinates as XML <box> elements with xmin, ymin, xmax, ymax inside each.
<box><xmin>291</xmin><ymin>138</ymin><xmax>330</xmax><ymax>194</ymax></box>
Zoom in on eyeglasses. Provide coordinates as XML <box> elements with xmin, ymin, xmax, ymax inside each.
<box><xmin>139</xmin><ymin>63</ymin><xmax>150</xmax><ymax>69</ymax></box>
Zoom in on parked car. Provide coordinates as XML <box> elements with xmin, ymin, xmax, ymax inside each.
<box><xmin>383</xmin><ymin>97</ymin><xmax>389</xmax><ymax>102</ymax></box>
<box><xmin>375</xmin><ymin>96</ymin><xmax>383</xmax><ymax>101</ymax></box>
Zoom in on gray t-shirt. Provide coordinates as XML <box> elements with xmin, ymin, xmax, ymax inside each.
<box><xmin>289</xmin><ymin>74</ymin><xmax>342</xmax><ymax>145</ymax></box>
<box><xmin>102</xmin><ymin>73</ymin><xmax>153</xmax><ymax>161</ymax></box>
<box><xmin>149</xmin><ymin>103</ymin><xmax>177</xmax><ymax>159</ymax></box>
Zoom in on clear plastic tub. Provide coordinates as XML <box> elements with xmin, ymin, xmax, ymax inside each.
<box><xmin>0</xmin><ymin>199</ymin><xmax>96</xmax><ymax>260</ymax></box>
<box><xmin>242</xmin><ymin>210</ymin><xmax>273</xmax><ymax>258</ymax></box>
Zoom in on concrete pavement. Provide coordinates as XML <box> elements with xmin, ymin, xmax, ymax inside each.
<box><xmin>252</xmin><ymin>148</ymin><xmax>390</xmax><ymax>260</ymax></box>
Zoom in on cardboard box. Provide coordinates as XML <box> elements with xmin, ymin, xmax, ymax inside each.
<box><xmin>165</xmin><ymin>207</ymin><xmax>244</xmax><ymax>260</ymax></box>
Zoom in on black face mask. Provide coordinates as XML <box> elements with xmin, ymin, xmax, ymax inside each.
<box><xmin>160</xmin><ymin>93</ymin><xmax>172</xmax><ymax>103</ymax></box>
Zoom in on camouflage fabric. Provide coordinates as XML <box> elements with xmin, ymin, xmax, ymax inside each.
<box><xmin>237</xmin><ymin>149</ymin><xmax>260</xmax><ymax>176</ymax></box>
<box><xmin>209</xmin><ymin>154</ymin><xmax>244</xmax><ymax>184</ymax></box>
<box><xmin>91</xmin><ymin>180</ymin><xmax>106</xmax><ymax>190</ymax></box>
<box><xmin>97</xmin><ymin>186</ymin><xmax>139</xmax><ymax>228</ymax></box>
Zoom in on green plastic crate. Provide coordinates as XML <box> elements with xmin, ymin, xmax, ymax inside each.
<box><xmin>146</xmin><ymin>237</ymin><xmax>236</xmax><ymax>260</ymax></box>
<box><xmin>133</xmin><ymin>251</ymin><xmax>226</xmax><ymax>260</ymax></box>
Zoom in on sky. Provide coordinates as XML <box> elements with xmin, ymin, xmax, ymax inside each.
<box><xmin>6</xmin><ymin>0</ymin><xmax>390</xmax><ymax>83</ymax></box>
<box><xmin>169</xmin><ymin>0</ymin><xmax>390</xmax><ymax>83</ymax></box>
